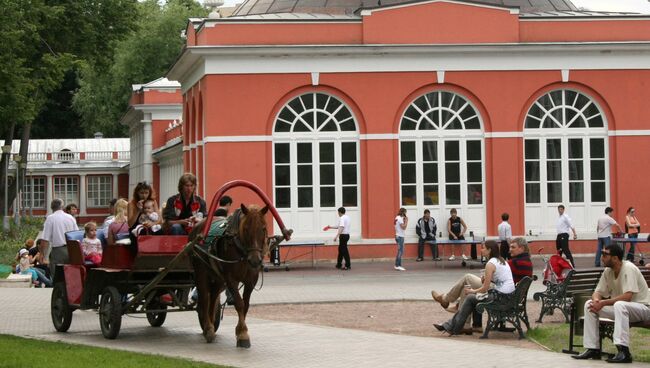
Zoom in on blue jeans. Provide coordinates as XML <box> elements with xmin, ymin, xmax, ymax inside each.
<box><xmin>595</xmin><ymin>237</ymin><xmax>611</xmax><ymax>267</ymax></box>
<box><xmin>395</xmin><ymin>236</ymin><xmax>404</xmax><ymax>267</ymax></box>
<box><xmin>170</xmin><ymin>223</ymin><xmax>187</xmax><ymax>235</ymax></box>
<box><xmin>627</xmin><ymin>233</ymin><xmax>638</xmax><ymax>262</ymax></box>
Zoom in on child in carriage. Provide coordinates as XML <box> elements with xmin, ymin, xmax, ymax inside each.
<box><xmin>82</xmin><ymin>222</ymin><xmax>103</xmax><ymax>266</ymax></box>
<box><xmin>541</xmin><ymin>250</ymin><xmax>574</xmax><ymax>285</ymax></box>
<box><xmin>130</xmin><ymin>199</ymin><xmax>162</xmax><ymax>236</ymax></box>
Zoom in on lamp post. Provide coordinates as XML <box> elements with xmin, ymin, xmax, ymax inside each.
<box><xmin>13</xmin><ymin>155</ymin><xmax>22</xmax><ymax>226</ymax></box>
<box><xmin>2</xmin><ymin>145</ymin><xmax>11</xmax><ymax>232</ymax></box>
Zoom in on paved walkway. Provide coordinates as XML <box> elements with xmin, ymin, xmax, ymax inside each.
<box><xmin>1</xmin><ymin>257</ymin><xmax>647</xmax><ymax>367</ymax></box>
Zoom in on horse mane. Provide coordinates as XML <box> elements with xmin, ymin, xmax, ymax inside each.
<box><xmin>225</xmin><ymin>208</ymin><xmax>242</xmax><ymax>236</ymax></box>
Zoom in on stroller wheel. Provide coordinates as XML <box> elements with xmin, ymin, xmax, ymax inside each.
<box><xmin>640</xmin><ymin>259</ymin><xmax>645</xmax><ymax>266</ymax></box>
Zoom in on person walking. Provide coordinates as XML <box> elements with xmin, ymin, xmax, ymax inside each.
<box><xmin>497</xmin><ymin>212</ymin><xmax>512</xmax><ymax>260</ymax></box>
<box><xmin>327</xmin><ymin>207</ymin><xmax>351</xmax><ymax>270</ymax></box>
<box><xmin>42</xmin><ymin>199</ymin><xmax>79</xmax><ymax>275</ymax></box>
<box><xmin>394</xmin><ymin>208</ymin><xmax>408</xmax><ymax>271</ymax></box>
<box><xmin>416</xmin><ymin>209</ymin><xmax>438</xmax><ymax>261</ymax></box>
<box><xmin>625</xmin><ymin>207</ymin><xmax>641</xmax><ymax>262</ymax></box>
<box><xmin>595</xmin><ymin>207</ymin><xmax>619</xmax><ymax>267</ymax></box>
<box><xmin>556</xmin><ymin>204</ymin><xmax>577</xmax><ymax>267</ymax></box>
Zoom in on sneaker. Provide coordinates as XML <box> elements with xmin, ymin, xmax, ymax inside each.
<box><xmin>394</xmin><ymin>266</ymin><xmax>400</xmax><ymax>271</ymax></box>
<box><xmin>335</xmin><ymin>265</ymin><xmax>342</xmax><ymax>270</ymax></box>
<box><xmin>461</xmin><ymin>254</ymin><xmax>469</xmax><ymax>261</ymax></box>
<box><xmin>448</xmin><ymin>255</ymin><xmax>456</xmax><ymax>261</ymax></box>
<box><xmin>433</xmin><ymin>257</ymin><xmax>442</xmax><ymax>261</ymax></box>
<box><xmin>416</xmin><ymin>257</ymin><xmax>423</xmax><ymax>262</ymax></box>
<box><xmin>397</xmin><ymin>266</ymin><xmax>406</xmax><ymax>271</ymax></box>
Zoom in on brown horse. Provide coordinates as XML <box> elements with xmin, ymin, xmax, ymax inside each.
<box><xmin>189</xmin><ymin>204</ymin><xmax>269</xmax><ymax>347</ymax></box>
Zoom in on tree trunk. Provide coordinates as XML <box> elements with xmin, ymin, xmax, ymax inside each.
<box><xmin>0</xmin><ymin>122</ymin><xmax>16</xmax><ymax>220</ymax></box>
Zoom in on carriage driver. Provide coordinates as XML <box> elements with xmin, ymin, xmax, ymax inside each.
<box><xmin>163</xmin><ymin>173</ymin><xmax>207</xmax><ymax>235</ymax></box>
<box><xmin>572</xmin><ymin>243</ymin><xmax>650</xmax><ymax>363</ymax></box>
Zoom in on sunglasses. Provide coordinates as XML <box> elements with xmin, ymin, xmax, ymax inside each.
<box><xmin>601</xmin><ymin>251</ymin><xmax>611</xmax><ymax>256</ymax></box>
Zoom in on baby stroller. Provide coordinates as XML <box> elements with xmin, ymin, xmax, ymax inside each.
<box><xmin>534</xmin><ymin>249</ymin><xmax>574</xmax><ymax>323</ymax></box>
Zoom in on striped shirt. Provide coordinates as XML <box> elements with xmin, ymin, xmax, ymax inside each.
<box><xmin>508</xmin><ymin>253</ymin><xmax>533</xmax><ymax>284</ymax></box>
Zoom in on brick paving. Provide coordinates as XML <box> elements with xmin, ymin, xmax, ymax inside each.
<box><xmin>1</xmin><ymin>256</ymin><xmax>647</xmax><ymax>367</ymax></box>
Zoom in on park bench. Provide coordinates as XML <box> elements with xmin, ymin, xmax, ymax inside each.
<box><xmin>476</xmin><ymin>276</ymin><xmax>533</xmax><ymax>339</ymax></box>
<box><xmin>533</xmin><ymin>268</ymin><xmax>603</xmax><ymax>324</ymax></box>
<box><xmin>563</xmin><ymin>268</ymin><xmax>650</xmax><ymax>355</ymax></box>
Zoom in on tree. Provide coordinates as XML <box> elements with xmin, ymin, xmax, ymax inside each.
<box><xmin>73</xmin><ymin>0</ymin><xmax>208</xmax><ymax>137</ymax></box>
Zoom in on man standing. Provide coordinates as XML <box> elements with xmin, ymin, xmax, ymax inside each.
<box><xmin>595</xmin><ymin>207</ymin><xmax>619</xmax><ymax>267</ymax></box>
<box><xmin>498</xmin><ymin>213</ymin><xmax>513</xmax><ymax>260</ymax></box>
<box><xmin>556</xmin><ymin>204</ymin><xmax>577</xmax><ymax>267</ymax></box>
<box><xmin>332</xmin><ymin>207</ymin><xmax>351</xmax><ymax>270</ymax></box>
<box><xmin>572</xmin><ymin>244</ymin><xmax>650</xmax><ymax>363</ymax></box>
<box><xmin>42</xmin><ymin>199</ymin><xmax>79</xmax><ymax>275</ymax></box>
<box><xmin>508</xmin><ymin>237</ymin><xmax>533</xmax><ymax>284</ymax></box>
<box><xmin>416</xmin><ymin>209</ymin><xmax>438</xmax><ymax>261</ymax></box>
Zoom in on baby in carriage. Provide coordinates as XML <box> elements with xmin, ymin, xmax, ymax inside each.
<box><xmin>131</xmin><ymin>199</ymin><xmax>162</xmax><ymax>236</ymax></box>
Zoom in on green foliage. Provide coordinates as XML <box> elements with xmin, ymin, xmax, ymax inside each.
<box><xmin>527</xmin><ymin>322</ymin><xmax>650</xmax><ymax>363</ymax></box>
<box><xmin>0</xmin><ymin>217</ymin><xmax>44</xmax><ymax>272</ymax></box>
<box><xmin>73</xmin><ymin>0</ymin><xmax>208</xmax><ymax>137</ymax></box>
<box><xmin>0</xmin><ymin>335</ymin><xmax>230</xmax><ymax>368</ymax></box>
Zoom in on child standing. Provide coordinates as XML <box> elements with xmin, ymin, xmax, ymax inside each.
<box><xmin>82</xmin><ymin>222</ymin><xmax>103</xmax><ymax>266</ymax></box>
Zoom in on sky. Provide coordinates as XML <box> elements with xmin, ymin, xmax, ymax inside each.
<box><xmin>215</xmin><ymin>0</ymin><xmax>650</xmax><ymax>12</ymax></box>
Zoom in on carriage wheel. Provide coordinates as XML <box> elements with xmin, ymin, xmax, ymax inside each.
<box><xmin>99</xmin><ymin>286</ymin><xmax>122</xmax><ymax>339</ymax></box>
<box><xmin>146</xmin><ymin>302</ymin><xmax>168</xmax><ymax>327</ymax></box>
<box><xmin>51</xmin><ymin>282</ymin><xmax>73</xmax><ymax>332</ymax></box>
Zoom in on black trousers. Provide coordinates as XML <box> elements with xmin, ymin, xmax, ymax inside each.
<box><xmin>418</xmin><ymin>237</ymin><xmax>438</xmax><ymax>259</ymax></box>
<box><xmin>499</xmin><ymin>240</ymin><xmax>510</xmax><ymax>260</ymax></box>
<box><xmin>556</xmin><ymin>233</ymin><xmax>575</xmax><ymax>267</ymax></box>
<box><xmin>337</xmin><ymin>234</ymin><xmax>351</xmax><ymax>268</ymax></box>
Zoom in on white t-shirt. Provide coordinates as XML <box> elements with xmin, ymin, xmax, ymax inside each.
<box><xmin>597</xmin><ymin>214</ymin><xmax>617</xmax><ymax>238</ymax></box>
<box><xmin>338</xmin><ymin>214</ymin><xmax>350</xmax><ymax>235</ymax></box>
<box><xmin>498</xmin><ymin>221</ymin><xmax>512</xmax><ymax>241</ymax></box>
<box><xmin>488</xmin><ymin>257</ymin><xmax>515</xmax><ymax>294</ymax></box>
<box><xmin>556</xmin><ymin>213</ymin><xmax>573</xmax><ymax>235</ymax></box>
<box><xmin>395</xmin><ymin>216</ymin><xmax>406</xmax><ymax>237</ymax></box>
<box><xmin>43</xmin><ymin>210</ymin><xmax>79</xmax><ymax>248</ymax></box>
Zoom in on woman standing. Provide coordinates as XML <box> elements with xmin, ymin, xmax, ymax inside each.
<box><xmin>625</xmin><ymin>207</ymin><xmax>641</xmax><ymax>262</ymax></box>
<box><xmin>394</xmin><ymin>208</ymin><xmax>408</xmax><ymax>271</ymax></box>
<box><xmin>434</xmin><ymin>240</ymin><xmax>514</xmax><ymax>335</ymax></box>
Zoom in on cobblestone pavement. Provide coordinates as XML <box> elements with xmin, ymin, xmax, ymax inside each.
<box><xmin>1</xmin><ymin>257</ymin><xmax>647</xmax><ymax>367</ymax></box>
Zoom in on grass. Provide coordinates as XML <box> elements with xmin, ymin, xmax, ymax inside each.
<box><xmin>0</xmin><ymin>334</ymin><xmax>231</xmax><ymax>368</ymax></box>
<box><xmin>527</xmin><ymin>322</ymin><xmax>650</xmax><ymax>362</ymax></box>
<box><xmin>0</xmin><ymin>217</ymin><xmax>44</xmax><ymax>277</ymax></box>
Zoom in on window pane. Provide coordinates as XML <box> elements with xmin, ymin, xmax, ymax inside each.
<box><xmin>341</xmin><ymin>164</ymin><xmax>357</xmax><ymax>185</ymax></box>
<box><xmin>591</xmin><ymin>160</ymin><xmax>605</xmax><ymax>180</ymax></box>
<box><xmin>569</xmin><ymin>182</ymin><xmax>584</xmax><ymax>202</ymax></box>
<box><xmin>466</xmin><ymin>141</ymin><xmax>481</xmax><ymax>160</ymax></box>
<box><xmin>401</xmin><ymin>185</ymin><xmax>416</xmax><ymax>206</ymax></box>
<box><xmin>320</xmin><ymin>165</ymin><xmax>334</xmax><ymax>185</ymax></box>
<box><xmin>275</xmin><ymin>166</ymin><xmax>290</xmax><ymax>186</ymax></box>
<box><xmin>297</xmin><ymin>143</ymin><xmax>312</xmax><ymax>163</ymax></box>
<box><xmin>525</xmin><ymin>162</ymin><xmax>539</xmax><ymax>181</ymax></box>
<box><xmin>401</xmin><ymin>141</ymin><xmax>415</xmax><ymax>162</ymax></box>
<box><xmin>568</xmin><ymin>161</ymin><xmax>584</xmax><ymax>180</ymax></box>
<box><xmin>320</xmin><ymin>187</ymin><xmax>335</xmax><ymax>207</ymax></box>
<box><xmin>591</xmin><ymin>182</ymin><xmax>606</xmax><ymax>202</ymax></box>
<box><xmin>445</xmin><ymin>163</ymin><xmax>460</xmax><ymax>182</ymax></box>
<box><xmin>525</xmin><ymin>183</ymin><xmax>540</xmax><ymax>203</ymax></box>
<box><xmin>590</xmin><ymin>138</ymin><xmax>605</xmax><ymax>158</ymax></box>
<box><xmin>547</xmin><ymin>161</ymin><xmax>562</xmax><ymax>181</ymax></box>
<box><xmin>547</xmin><ymin>183</ymin><xmax>562</xmax><ymax>202</ymax></box>
<box><xmin>445</xmin><ymin>185</ymin><xmax>460</xmax><ymax>205</ymax></box>
<box><xmin>423</xmin><ymin>185</ymin><xmax>439</xmax><ymax>205</ymax></box>
<box><xmin>341</xmin><ymin>142</ymin><xmax>356</xmax><ymax>162</ymax></box>
<box><xmin>422</xmin><ymin>141</ymin><xmax>437</xmax><ymax>161</ymax></box>
<box><xmin>467</xmin><ymin>184</ymin><xmax>482</xmax><ymax>204</ymax></box>
<box><xmin>298</xmin><ymin>187</ymin><xmax>313</xmax><ymax>207</ymax></box>
<box><xmin>423</xmin><ymin>163</ymin><xmax>438</xmax><ymax>183</ymax></box>
<box><xmin>546</xmin><ymin>139</ymin><xmax>561</xmax><ymax>159</ymax></box>
<box><xmin>445</xmin><ymin>141</ymin><xmax>459</xmax><ymax>161</ymax></box>
<box><xmin>297</xmin><ymin>165</ymin><xmax>312</xmax><ymax>185</ymax></box>
<box><xmin>342</xmin><ymin>187</ymin><xmax>357</xmax><ymax>207</ymax></box>
<box><xmin>319</xmin><ymin>143</ymin><xmax>334</xmax><ymax>163</ymax></box>
<box><xmin>275</xmin><ymin>188</ymin><xmax>290</xmax><ymax>208</ymax></box>
<box><xmin>467</xmin><ymin>162</ymin><xmax>482</xmax><ymax>182</ymax></box>
<box><xmin>525</xmin><ymin>140</ymin><xmax>539</xmax><ymax>159</ymax></box>
<box><xmin>401</xmin><ymin>163</ymin><xmax>416</xmax><ymax>184</ymax></box>
<box><xmin>568</xmin><ymin>139</ymin><xmax>583</xmax><ymax>158</ymax></box>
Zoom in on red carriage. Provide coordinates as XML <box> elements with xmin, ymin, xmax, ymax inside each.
<box><xmin>51</xmin><ymin>180</ymin><xmax>291</xmax><ymax>342</ymax></box>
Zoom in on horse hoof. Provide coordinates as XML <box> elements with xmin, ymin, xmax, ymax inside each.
<box><xmin>237</xmin><ymin>339</ymin><xmax>251</xmax><ymax>348</ymax></box>
<box><xmin>204</xmin><ymin>328</ymin><xmax>216</xmax><ymax>343</ymax></box>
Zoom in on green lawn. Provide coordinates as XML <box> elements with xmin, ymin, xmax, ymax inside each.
<box><xmin>527</xmin><ymin>322</ymin><xmax>650</xmax><ymax>363</ymax></box>
<box><xmin>0</xmin><ymin>217</ymin><xmax>44</xmax><ymax>277</ymax></box>
<box><xmin>0</xmin><ymin>334</ymin><xmax>231</xmax><ymax>368</ymax></box>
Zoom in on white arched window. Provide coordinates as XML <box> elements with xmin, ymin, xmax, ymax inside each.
<box><xmin>273</xmin><ymin>92</ymin><xmax>359</xmax><ymax>239</ymax></box>
<box><xmin>523</xmin><ymin>89</ymin><xmax>608</xmax><ymax>235</ymax></box>
<box><xmin>399</xmin><ymin>90</ymin><xmax>485</xmax><ymax>236</ymax></box>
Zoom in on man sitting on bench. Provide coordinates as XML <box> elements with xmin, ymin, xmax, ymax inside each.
<box><xmin>572</xmin><ymin>244</ymin><xmax>650</xmax><ymax>363</ymax></box>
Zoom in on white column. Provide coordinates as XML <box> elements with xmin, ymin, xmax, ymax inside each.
<box><xmin>142</xmin><ymin>119</ymin><xmax>153</xmax><ymax>185</ymax></box>
<box><xmin>45</xmin><ymin>174</ymin><xmax>53</xmax><ymax>215</ymax></box>
<box><xmin>79</xmin><ymin>174</ymin><xmax>87</xmax><ymax>216</ymax></box>
<box><xmin>112</xmin><ymin>173</ymin><xmax>119</xmax><ymax>200</ymax></box>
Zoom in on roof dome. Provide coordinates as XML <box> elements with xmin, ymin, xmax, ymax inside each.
<box><xmin>231</xmin><ymin>0</ymin><xmax>578</xmax><ymax>17</ymax></box>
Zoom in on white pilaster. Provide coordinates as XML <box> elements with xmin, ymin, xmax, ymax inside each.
<box><xmin>142</xmin><ymin>119</ymin><xmax>153</xmax><ymax>184</ymax></box>
<box><xmin>45</xmin><ymin>174</ymin><xmax>53</xmax><ymax>215</ymax></box>
<box><xmin>79</xmin><ymin>174</ymin><xmax>87</xmax><ymax>216</ymax></box>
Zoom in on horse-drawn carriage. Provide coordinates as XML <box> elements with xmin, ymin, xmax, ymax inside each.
<box><xmin>51</xmin><ymin>180</ymin><xmax>292</xmax><ymax>346</ymax></box>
